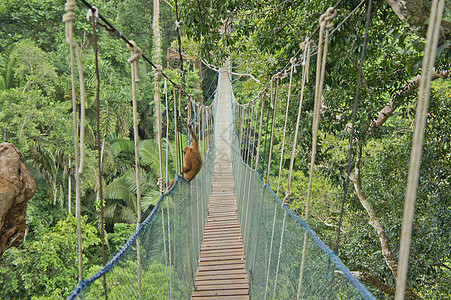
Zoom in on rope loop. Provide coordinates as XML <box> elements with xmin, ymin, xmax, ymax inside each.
<box><xmin>154</xmin><ymin>64</ymin><xmax>163</xmax><ymax>82</ymax></box>
<box><xmin>290</xmin><ymin>57</ymin><xmax>297</xmax><ymax>74</ymax></box>
<box><xmin>86</xmin><ymin>6</ymin><xmax>99</xmax><ymax>23</ymax></box>
<box><xmin>128</xmin><ymin>41</ymin><xmax>142</xmax><ymax>82</ymax></box>
<box><xmin>127</xmin><ymin>41</ymin><xmax>142</xmax><ymax>63</ymax></box>
<box><xmin>320</xmin><ymin>7</ymin><xmax>337</xmax><ymax>29</ymax></box>
<box><xmin>282</xmin><ymin>190</ymin><xmax>292</xmax><ymax>206</ymax></box>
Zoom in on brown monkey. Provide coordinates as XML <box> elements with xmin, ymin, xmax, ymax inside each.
<box><xmin>167</xmin><ymin>124</ymin><xmax>202</xmax><ymax>190</ymax></box>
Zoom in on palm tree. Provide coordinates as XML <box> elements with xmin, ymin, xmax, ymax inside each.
<box><xmin>0</xmin><ymin>47</ymin><xmax>18</xmax><ymax>91</ymax></box>
<box><xmin>103</xmin><ymin>168</ymin><xmax>160</xmax><ymax>224</ymax></box>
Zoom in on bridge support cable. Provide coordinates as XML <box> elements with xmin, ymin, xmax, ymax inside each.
<box><xmin>128</xmin><ymin>40</ymin><xmax>144</xmax><ymax>300</ymax></box>
<box><xmin>63</xmin><ymin>0</ymin><xmax>86</xmax><ymax>283</ymax></box>
<box><xmin>395</xmin><ymin>0</ymin><xmax>445</xmax><ymax>298</ymax></box>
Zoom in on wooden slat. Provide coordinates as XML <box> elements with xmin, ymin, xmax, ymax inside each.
<box><xmin>192</xmin><ymin>296</ymin><xmax>249</xmax><ymax>300</ymax></box>
<box><xmin>196</xmin><ymin>278</ymin><xmax>249</xmax><ymax>286</ymax></box>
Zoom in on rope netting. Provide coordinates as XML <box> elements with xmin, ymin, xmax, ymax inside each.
<box><xmin>229</xmin><ymin>78</ymin><xmax>375</xmax><ymax>299</ymax></box>
<box><xmin>68</xmin><ymin>93</ymin><xmax>217</xmax><ymax>298</ymax></box>
<box><xmin>65</xmin><ymin>1</ymin><xmax>218</xmax><ymax>298</ymax></box>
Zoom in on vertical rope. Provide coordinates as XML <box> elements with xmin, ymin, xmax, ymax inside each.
<box><xmin>154</xmin><ymin>65</ymin><xmax>165</xmax><ymax>194</ymax></box>
<box><xmin>89</xmin><ymin>7</ymin><xmax>108</xmax><ymax>298</ymax></box>
<box><xmin>128</xmin><ymin>40</ymin><xmax>143</xmax><ymax>300</ymax></box>
<box><xmin>305</xmin><ymin>7</ymin><xmax>336</xmax><ymax>222</ymax></box>
<box><xmin>276</xmin><ymin>59</ymin><xmax>296</xmax><ymax>196</ymax></box>
<box><xmin>178</xmin><ymin>91</ymin><xmax>183</xmax><ymax>168</ymax></box>
<box><xmin>164</xmin><ymin>78</ymin><xmax>169</xmax><ymax>185</ymax></box>
<box><xmin>395</xmin><ymin>0</ymin><xmax>445</xmax><ymax>298</ymax></box>
<box><xmin>174</xmin><ymin>0</ymin><xmax>185</xmax><ymax>90</ymax></box>
<box><xmin>68</xmin><ymin>155</ymin><xmax>71</xmax><ymax>214</ymax></box>
<box><xmin>299</xmin><ymin>9</ymin><xmax>336</xmax><ymax>297</ymax></box>
<box><xmin>289</xmin><ymin>41</ymin><xmax>310</xmax><ymax>192</ymax></box>
<box><xmin>166</xmin><ymin>200</ymin><xmax>173</xmax><ymax>299</ymax></box>
<box><xmin>334</xmin><ymin>0</ymin><xmax>372</xmax><ymax>254</ymax></box>
<box><xmin>63</xmin><ymin>0</ymin><xmax>83</xmax><ymax>283</ymax></box>
<box><xmin>266</xmin><ymin>76</ymin><xmax>280</xmax><ymax>183</ymax></box>
<box><xmin>161</xmin><ymin>206</ymin><xmax>169</xmax><ymax>299</ymax></box>
<box><xmin>239</xmin><ymin>105</ymin><xmax>245</xmax><ymax>156</ymax></box>
<box><xmin>272</xmin><ymin>57</ymin><xmax>298</xmax><ymax>299</ymax></box>
<box><xmin>292</xmin><ymin>40</ymin><xmax>312</xmax><ymax>300</ymax></box>
<box><xmin>173</xmin><ymin>85</ymin><xmax>180</xmax><ymax>172</ymax></box>
<box><xmin>263</xmin><ymin>79</ymin><xmax>281</xmax><ymax>300</ymax></box>
<box><xmin>255</xmin><ymin>92</ymin><xmax>266</xmax><ymax>170</ymax></box>
<box><xmin>243</xmin><ymin>102</ymin><xmax>256</xmax><ymax>245</ymax></box>
<box><xmin>245</xmin><ymin>104</ymin><xmax>255</xmax><ymax>165</ymax></box>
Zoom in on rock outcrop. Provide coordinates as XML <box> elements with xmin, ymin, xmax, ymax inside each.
<box><xmin>0</xmin><ymin>142</ymin><xmax>36</xmax><ymax>258</ymax></box>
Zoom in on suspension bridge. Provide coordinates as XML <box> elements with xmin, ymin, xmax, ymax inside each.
<box><xmin>62</xmin><ymin>0</ymin><xmax>447</xmax><ymax>298</ymax></box>
<box><xmin>68</xmin><ymin>67</ymin><xmax>374</xmax><ymax>299</ymax></box>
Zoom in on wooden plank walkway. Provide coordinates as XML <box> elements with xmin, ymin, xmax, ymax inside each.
<box><xmin>191</xmin><ymin>68</ymin><xmax>249</xmax><ymax>300</ymax></box>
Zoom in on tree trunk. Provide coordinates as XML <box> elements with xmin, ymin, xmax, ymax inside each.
<box><xmin>351</xmin><ymin>147</ymin><xmax>421</xmax><ymax>299</ymax></box>
<box><xmin>350</xmin><ymin>147</ymin><xmax>398</xmax><ymax>279</ymax></box>
<box><xmin>385</xmin><ymin>0</ymin><xmax>451</xmax><ymax>40</ymax></box>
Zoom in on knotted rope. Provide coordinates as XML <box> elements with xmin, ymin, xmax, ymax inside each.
<box><xmin>306</xmin><ymin>7</ymin><xmax>336</xmax><ymax>223</ymax></box>
<box><xmin>63</xmin><ymin>0</ymin><xmax>84</xmax><ymax>282</ymax></box>
<box><xmin>63</xmin><ymin>0</ymin><xmax>86</xmax><ymax>174</ymax></box>
<box><xmin>128</xmin><ymin>41</ymin><xmax>142</xmax><ymax>82</ymax></box>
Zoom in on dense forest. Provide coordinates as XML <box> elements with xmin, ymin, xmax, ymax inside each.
<box><xmin>0</xmin><ymin>0</ymin><xmax>450</xmax><ymax>299</ymax></box>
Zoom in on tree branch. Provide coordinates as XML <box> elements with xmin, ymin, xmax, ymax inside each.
<box><xmin>350</xmin><ymin>147</ymin><xmax>399</xmax><ymax>278</ymax></box>
<box><xmin>370</xmin><ymin>69</ymin><xmax>450</xmax><ymax>132</ymax></box>
<box><xmin>351</xmin><ymin>147</ymin><xmax>421</xmax><ymax>299</ymax></box>
<box><xmin>202</xmin><ymin>59</ymin><xmax>261</xmax><ymax>84</ymax></box>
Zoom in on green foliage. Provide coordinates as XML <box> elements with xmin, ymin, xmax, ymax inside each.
<box><xmin>0</xmin><ymin>216</ymin><xmax>100</xmax><ymax>299</ymax></box>
<box><xmin>85</xmin><ymin>261</ymin><xmax>176</xmax><ymax>299</ymax></box>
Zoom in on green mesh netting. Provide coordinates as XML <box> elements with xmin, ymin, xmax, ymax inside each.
<box><xmin>229</xmin><ymin>87</ymin><xmax>375</xmax><ymax>300</ymax></box>
<box><xmin>69</xmin><ymin>137</ymin><xmax>216</xmax><ymax>300</ymax></box>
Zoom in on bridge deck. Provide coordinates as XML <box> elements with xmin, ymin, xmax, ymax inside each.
<box><xmin>191</xmin><ymin>68</ymin><xmax>249</xmax><ymax>300</ymax></box>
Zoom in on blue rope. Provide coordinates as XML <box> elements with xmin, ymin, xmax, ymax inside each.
<box><xmin>68</xmin><ymin>191</ymin><xmax>166</xmax><ymax>299</ymax></box>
